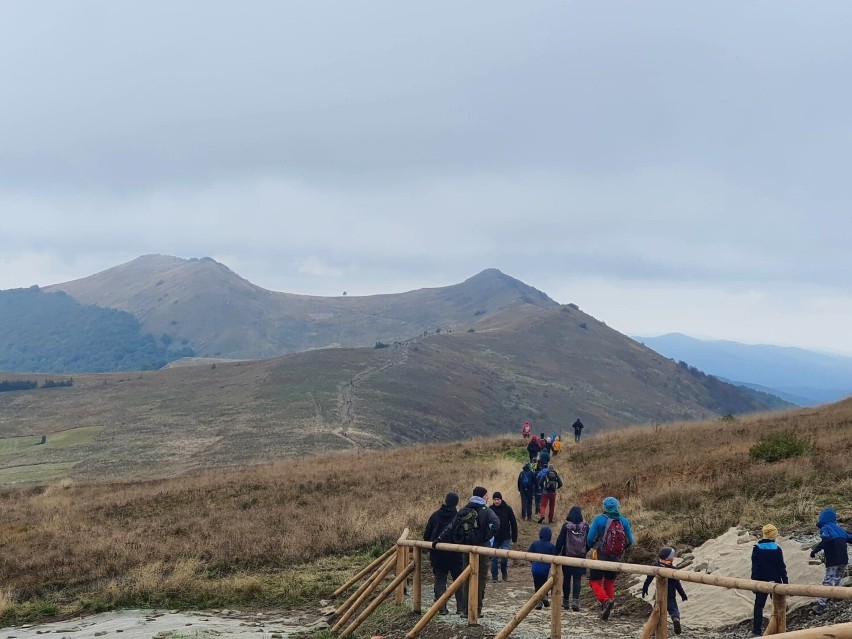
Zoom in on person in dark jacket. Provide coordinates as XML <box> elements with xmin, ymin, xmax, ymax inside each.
<box><xmin>528</xmin><ymin>526</ymin><xmax>556</xmax><ymax>610</ymax></box>
<box><xmin>554</xmin><ymin>505</ymin><xmax>589</xmax><ymax>611</ymax></box>
<box><xmin>751</xmin><ymin>524</ymin><xmax>788</xmax><ymax>636</ymax></box>
<box><xmin>572</xmin><ymin>418</ymin><xmax>584</xmax><ymax>443</ymax></box>
<box><xmin>587</xmin><ymin>497</ymin><xmax>634</xmax><ymax>620</ymax></box>
<box><xmin>810</xmin><ymin>507</ymin><xmax>852</xmax><ymax>614</ymax></box>
<box><xmin>527</xmin><ymin>436</ymin><xmax>541</xmax><ymax>463</ymax></box>
<box><xmin>517</xmin><ymin>463</ymin><xmax>536</xmax><ymax>520</ymax></box>
<box><xmin>489</xmin><ymin>492</ymin><xmax>518</xmax><ymax>582</ymax></box>
<box><xmin>537</xmin><ymin>464</ymin><xmax>562</xmax><ymax>524</ymax></box>
<box><xmin>434</xmin><ymin>486</ymin><xmax>500</xmax><ymax>618</ymax></box>
<box><xmin>642</xmin><ymin>547</ymin><xmax>688</xmax><ymax>635</ymax></box>
<box><xmin>423</xmin><ymin>492</ymin><xmax>464</xmax><ymax>615</ymax></box>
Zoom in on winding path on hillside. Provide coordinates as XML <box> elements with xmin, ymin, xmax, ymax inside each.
<box><xmin>335</xmin><ymin>339</ymin><xmax>412</xmax><ymax>448</ymax></box>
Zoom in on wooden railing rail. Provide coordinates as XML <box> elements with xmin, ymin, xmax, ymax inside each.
<box><xmin>331</xmin><ymin>531</ymin><xmax>852</xmax><ymax>639</ymax></box>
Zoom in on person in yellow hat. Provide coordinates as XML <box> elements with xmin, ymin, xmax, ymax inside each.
<box><xmin>751</xmin><ymin>524</ymin><xmax>788</xmax><ymax>637</ymax></box>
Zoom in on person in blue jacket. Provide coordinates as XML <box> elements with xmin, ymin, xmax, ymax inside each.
<box><xmin>586</xmin><ymin>496</ymin><xmax>634</xmax><ymax>620</ymax></box>
<box><xmin>751</xmin><ymin>524</ymin><xmax>788</xmax><ymax>636</ymax></box>
<box><xmin>517</xmin><ymin>463</ymin><xmax>536</xmax><ymax>520</ymax></box>
<box><xmin>810</xmin><ymin>507</ymin><xmax>852</xmax><ymax>614</ymax></box>
<box><xmin>528</xmin><ymin>526</ymin><xmax>556</xmax><ymax>610</ymax></box>
<box><xmin>642</xmin><ymin>547</ymin><xmax>687</xmax><ymax>635</ymax></box>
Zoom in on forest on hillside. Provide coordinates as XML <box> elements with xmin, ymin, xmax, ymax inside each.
<box><xmin>0</xmin><ymin>287</ymin><xmax>193</xmax><ymax>373</ymax></box>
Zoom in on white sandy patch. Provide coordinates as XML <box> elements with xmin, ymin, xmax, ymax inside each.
<box><xmin>629</xmin><ymin>527</ymin><xmax>825</xmax><ymax>629</ymax></box>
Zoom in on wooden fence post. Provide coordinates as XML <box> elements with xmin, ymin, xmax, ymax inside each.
<box><xmin>413</xmin><ymin>547</ymin><xmax>422</xmax><ymax>614</ymax></box>
<box><xmin>655</xmin><ymin>575</ymin><xmax>669</xmax><ymax>639</ymax></box>
<box><xmin>764</xmin><ymin>594</ymin><xmax>787</xmax><ymax>635</ymax></box>
<box><xmin>468</xmin><ymin>550</ymin><xmax>480</xmax><ymax>626</ymax></box>
<box><xmin>551</xmin><ymin>563</ymin><xmax>563</xmax><ymax>639</ymax></box>
<box><xmin>395</xmin><ymin>544</ymin><xmax>407</xmax><ymax>604</ymax></box>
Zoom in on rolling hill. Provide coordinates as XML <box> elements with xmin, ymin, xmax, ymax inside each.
<box><xmin>0</xmin><ymin>303</ymin><xmax>788</xmax><ymax>483</ymax></box>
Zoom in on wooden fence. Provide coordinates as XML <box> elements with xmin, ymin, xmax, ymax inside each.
<box><xmin>329</xmin><ymin>528</ymin><xmax>852</xmax><ymax>639</ymax></box>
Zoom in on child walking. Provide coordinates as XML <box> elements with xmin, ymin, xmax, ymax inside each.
<box><xmin>642</xmin><ymin>547</ymin><xmax>688</xmax><ymax>634</ymax></box>
<box><xmin>528</xmin><ymin>526</ymin><xmax>556</xmax><ymax>610</ymax></box>
<box><xmin>751</xmin><ymin>524</ymin><xmax>788</xmax><ymax>637</ymax></box>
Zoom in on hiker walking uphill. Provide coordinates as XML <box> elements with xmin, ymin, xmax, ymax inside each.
<box><xmin>528</xmin><ymin>526</ymin><xmax>556</xmax><ymax>610</ymax></box>
<box><xmin>751</xmin><ymin>523</ymin><xmax>788</xmax><ymax>636</ymax></box>
<box><xmin>642</xmin><ymin>547</ymin><xmax>688</xmax><ymax>635</ymax></box>
<box><xmin>810</xmin><ymin>507</ymin><xmax>852</xmax><ymax>615</ymax></box>
<box><xmin>554</xmin><ymin>505</ymin><xmax>589</xmax><ymax>612</ymax></box>
<box><xmin>489</xmin><ymin>492</ymin><xmax>518</xmax><ymax>582</ymax></box>
<box><xmin>423</xmin><ymin>492</ymin><xmax>465</xmax><ymax>616</ymax></box>
<box><xmin>587</xmin><ymin>496</ymin><xmax>634</xmax><ymax>621</ymax></box>
<box><xmin>537</xmin><ymin>464</ymin><xmax>563</xmax><ymax>524</ymax></box>
<box><xmin>556</xmin><ymin>506</ymin><xmax>589</xmax><ymax>612</ymax></box>
<box><xmin>434</xmin><ymin>486</ymin><xmax>500</xmax><ymax>618</ymax></box>
<box><xmin>527</xmin><ymin>435</ymin><xmax>541</xmax><ymax>463</ymax></box>
<box><xmin>572</xmin><ymin>418</ymin><xmax>584</xmax><ymax>443</ymax></box>
<box><xmin>522</xmin><ymin>420</ymin><xmax>531</xmax><ymax>439</ymax></box>
<box><xmin>517</xmin><ymin>463</ymin><xmax>536</xmax><ymax>521</ymax></box>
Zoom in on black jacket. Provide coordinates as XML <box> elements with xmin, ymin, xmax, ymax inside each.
<box><xmin>751</xmin><ymin>539</ymin><xmax>788</xmax><ymax>584</ymax></box>
<box><xmin>642</xmin><ymin>562</ymin><xmax>687</xmax><ymax>601</ymax></box>
<box><xmin>424</xmin><ymin>504</ymin><xmax>463</xmax><ymax>568</ymax></box>
<box><xmin>572</xmin><ymin>419</ymin><xmax>584</xmax><ymax>432</ymax></box>
<box><xmin>490</xmin><ymin>501</ymin><xmax>518</xmax><ymax>544</ymax></box>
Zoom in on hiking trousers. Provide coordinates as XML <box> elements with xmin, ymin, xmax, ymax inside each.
<box><xmin>432</xmin><ymin>562</ymin><xmax>465</xmax><ymax>614</ymax></box>
<box><xmin>817</xmin><ymin>564</ymin><xmax>846</xmax><ymax>606</ymax></box>
<box><xmin>540</xmin><ymin>493</ymin><xmax>556</xmax><ymax>522</ymax></box>
<box><xmin>574</xmin><ymin>432</ymin><xmax>581</xmax><ymax>443</ymax></box>
<box><xmin>753</xmin><ymin>591</ymin><xmax>769</xmax><ymax>635</ymax></box>
<box><xmin>520</xmin><ymin>491</ymin><xmax>533</xmax><ymax>519</ymax></box>
<box><xmin>562</xmin><ymin>565</ymin><xmax>585</xmax><ymax>600</ymax></box>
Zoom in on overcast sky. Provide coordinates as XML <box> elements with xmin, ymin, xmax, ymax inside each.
<box><xmin>2</xmin><ymin>2</ymin><xmax>852</xmax><ymax>353</ymax></box>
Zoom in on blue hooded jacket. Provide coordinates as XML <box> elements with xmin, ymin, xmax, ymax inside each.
<box><xmin>812</xmin><ymin>508</ymin><xmax>852</xmax><ymax>567</ymax></box>
<box><xmin>528</xmin><ymin>526</ymin><xmax>556</xmax><ymax>576</ymax></box>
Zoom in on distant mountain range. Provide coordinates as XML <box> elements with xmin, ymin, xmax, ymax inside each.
<box><xmin>634</xmin><ymin>333</ymin><xmax>852</xmax><ymax>406</ymax></box>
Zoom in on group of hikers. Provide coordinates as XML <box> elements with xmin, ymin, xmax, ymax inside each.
<box><xmin>423</xmin><ymin>480</ymin><xmax>852</xmax><ymax>636</ymax></box>
<box><xmin>522</xmin><ymin>418</ymin><xmax>584</xmax><ymax>447</ymax></box>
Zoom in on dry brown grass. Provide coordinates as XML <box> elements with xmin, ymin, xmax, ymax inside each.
<box><xmin>0</xmin><ymin>401</ymin><xmax>849</xmax><ymax>620</ymax></box>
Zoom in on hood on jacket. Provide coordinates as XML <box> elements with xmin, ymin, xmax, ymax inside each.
<box><xmin>539</xmin><ymin>526</ymin><xmax>553</xmax><ymax>541</ymax></box>
<box><xmin>818</xmin><ymin>508</ymin><xmax>837</xmax><ymax>527</ymax></box>
<box><xmin>603</xmin><ymin>496</ymin><xmax>621</xmax><ymax>516</ymax></box>
<box><xmin>566</xmin><ymin>505</ymin><xmax>584</xmax><ymax>524</ymax></box>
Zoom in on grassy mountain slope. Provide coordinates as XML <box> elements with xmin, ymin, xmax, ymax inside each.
<box><xmin>44</xmin><ymin>255</ymin><xmax>559</xmax><ymax>360</ymax></box>
<box><xmin>636</xmin><ymin>332</ymin><xmax>852</xmax><ymax>405</ymax></box>
<box><xmin>0</xmin><ymin>304</ymin><xmax>786</xmax><ymax>483</ymax></box>
<box><xmin>0</xmin><ymin>400</ymin><xmax>848</xmax><ymax>622</ymax></box>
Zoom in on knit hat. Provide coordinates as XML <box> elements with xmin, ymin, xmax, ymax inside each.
<box><xmin>444</xmin><ymin>492</ymin><xmax>459</xmax><ymax>508</ymax></box>
<box><xmin>762</xmin><ymin>524</ymin><xmax>778</xmax><ymax>540</ymax></box>
<box><xmin>659</xmin><ymin>546</ymin><xmax>676</xmax><ymax>561</ymax></box>
<box><xmin>473</xmin><ymin>486</ymin><xmax>488</xmax><ymax>498</ymax></box>
<box><xmin>493</xmin><ymin>491</ymin><xmax>503</xmax><ymax>500</ymax></box>
<box><xmin>602</xmin><ymin>496</ymin><xmax>620</xmax><ymax>515</ymax></box>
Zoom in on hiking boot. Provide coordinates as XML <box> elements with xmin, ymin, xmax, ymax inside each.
<box><xmin>501</xmin><ymin>569</ymin><xmax>509</xmax><ymax>581</ymax></box>
<box><xmin>571</xmin><ymin>598</ymin><xmax>580</xmax><ymax>612</ymax></box>
<box><xmin>535</xmin><ymin>603</ymin><xmax>543</xmax><ymax>611</ymax></box>
<box><xmin>492</xmin><ymin>575</ymin><xmax>498</xmax><ymax>583</ymax></box>
<box><xmin>458</xmin><ymin>610</ymin><xmax>467</xmax><ymax>618</ymax></box>
<box><xmin>812</xmin><ymin>603</ymin><xmax>827</xmax><ymax>615</ymax></box>
<box><xmin>538</xmin><ymin>516</ymin><xmax>545</xmax><ymax>524</ymax></box>
<box><xmin>438</xmin><ymin>607</ymin><xmax>448</xmax><ymax>616</ymax></box>
<box><xmin>542</xmin><ymin>597</ymin><xmax>551</xmax><ymax>608</ymax></box>
<box><xmin>562</xmin><ymin>598</ymin><xmax>571</xmax><ymax>610</ymax></box>
<box><xmin>673</xmin><ymin>617</ymin><xmax>682</xmax><ymax>635</ymax></box>
<box><xmin>601</xmin><ymin>599</ymin><xmax>614</xmax><ymax>621</ymax></box>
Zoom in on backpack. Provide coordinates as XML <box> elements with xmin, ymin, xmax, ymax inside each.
<box><xmin>520</xmin><ymin>470</ymin><xmax>533</xmax><ymax>492</ymax></box>
<box><xmin>563</xmin><ymin>522</ymin><xmax>588</xmax><ymax>558</ymax></box>
<box><xmin>544</xmin><ymin>469</ymin><xmax>559</xmax><ymax>492</ymax></box>
<box><xmin>451</xmin><ymin>506</ymin><xmax>484</xmax><ymax>545</ymax></box>
<box><xmin>598</xmin><ymin>517</ymin><xmax>628</xmax><ymax>558</ymax></box>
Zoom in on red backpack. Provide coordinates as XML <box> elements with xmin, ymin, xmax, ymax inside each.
<box><xmin>599</xmin><ymin>518</ymin><xmax>628</xmax><ymax>558</ymax></box>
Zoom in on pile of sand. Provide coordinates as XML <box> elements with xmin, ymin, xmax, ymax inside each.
<box><xmin>629</xmin><ymin>527</ymin><xmax>824</xmax><ymax>628</ymax></box>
